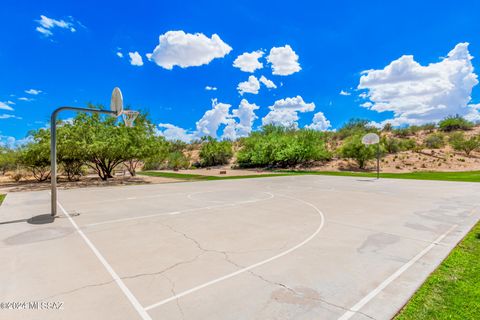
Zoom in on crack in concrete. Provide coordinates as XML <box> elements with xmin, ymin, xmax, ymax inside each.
<box><xmin>164</xmin><ymin>275</ymin><xmax>185</xmax><ymax>320</ymax></box>
<box><xmin>251</xmin><ymin>272</ymin><xmax>377</xmax><ymax>320</ymax></box>
<box><xmin>39</xmin><ymin>250</ymin><xmax>204</xmax><ymax>302</ymax></box>
<box><xmin>213</xmin><ymin>248</ymin><xmax>378</xmax><ymax>320</ymax></box>
<box><xmin>39</xmin><ymin>279</ymin><xmax>114</xmax><ymax>302</ymax></box>
<box><xmin>155</xmin><ymin>223</ymin><xmax>377</xmax><ymax>319</ymax></box>
<box><xmin>41</xmin><ymin>221</ymin><xmax>375</xmax><ymax>320</ymax></box>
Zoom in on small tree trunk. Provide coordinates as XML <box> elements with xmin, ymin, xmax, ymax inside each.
<box><xmin>125</xmin><ymin>159</ymin><xmax>138</xmax><ymax>177</ymax></box>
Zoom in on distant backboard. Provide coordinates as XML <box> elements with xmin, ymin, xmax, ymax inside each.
<box><xmin>362</xmin><ymin>133</ymin><xmax>380</xmax><ymax>145</ymax></box>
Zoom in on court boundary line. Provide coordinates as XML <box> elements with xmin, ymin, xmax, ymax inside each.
<box><xmin>84</xmin><ymin>192</ymin><xmax>275</xmax><ymax>227</ymax></box>
<box><xmin>337</xmin><ymin>224</ymin><xmax>458</xmax><ymax>320</ymax></box>
<box><xmin>57</xmin><ymin>201</ymin><xmax>152</xmax><ymax>320</ymax></box>
<box><xmin>144</xmin><ymin>193</ymin><xmax>325</xmax><ymax>311</ymax></box>
<box><xmin>68</xmin><ymin>191</ymin><xmax>187</xmax><ymax>206</ymax></box>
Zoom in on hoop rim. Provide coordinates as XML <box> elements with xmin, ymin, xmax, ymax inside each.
<box><xmin>121</xmin><ymin>109</ymin><xmax>139</xmax><ymax>127</ymax></box>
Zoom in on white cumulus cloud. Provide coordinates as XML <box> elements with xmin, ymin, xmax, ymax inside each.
<box><xmin>0</xmin><ymin>135</ymin><xmax>32</xmax><ymax>148</ymax></box>
<box><xmin>35</xmin><ymin>15</ymin><xmax>76</xmax><ymax>37</ymax></box>
<box><xmin>358</xmin><ymin>42</ymin><xmax>480</xmax><ymax>126</ymax></box>
<box><xmin>339</xmin><ymin>90</ymin><xmax>351</xmax><ymax>96</ymax></box>
<box><xmin>116</xmin><ymin>52</ymin><xmax>124</xmax><ymax>58</ymax></box>
<box><xmin>148</xmin><ymin>31</ymin><xmax>232</xmax><ymax>70</ymax></box>
<box><xmin>158</xmin><ymin>99</ymin><xmax>260</xmax><ymax>142</ymax></box>
<box><xmin>233</xmin><ymin>50</ymin><xmax>264</xmax><ymax>73</ymax></box>
<box><xmin>262</xmin><ymin>109</ymin><xmax>299</xmax><ymax>128</ymax></box>
<box><xmin>306</xmin><ymin>112</ymin><xmax>331</xmax><ymax>131</ymax></box>
<box><xmin>205</xmin><ymin>86</ymin><xmax>217</xmax><ymax>91</ymax></box>
<box><xmin>237</xmin><ymin>75</ymin><xmax>261</xmax><ymax>95</ymax></box>
<box><xmin>157</xmin><ymin>123</ymin><xmax>195</xmax><ymax>142</ymax></box>
<box><xmin>222</xmin><ymin>99</ymin><xmax>260</xmax><ymax>140</ymax></box>
<box><xmin>259</xmin><ymin>75</ymin><xmax>277</xmax><ymax>89</ymax></box>
<box><xmin>129</xmin><ymin>51</ymin><xmax>144</xmax><ymax>66</ymax></box>
<box><xmin>195</xmin><ymin>99</ymin><xmax>232</xmax><ymax>138</ymax></box>
<box><xmin>266</xmin><ymin>45</ymin><xmax>301</xmax><ymax>76</ymax></box>
<box><xmin>262</xmin><ymin>96</ymin><xmax>315</xmax><ymax>127</ymax></box>
<box><xmin>25</xmin><ymin>89</ymin><xmax>42</xmax><ymax>95</ymax></box>
<box><xmin>0</xmin><ymin>102</ymin><xmax>14</xmax><ymax>111</ymax></box>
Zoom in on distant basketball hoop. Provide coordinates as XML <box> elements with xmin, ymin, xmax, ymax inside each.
<box><xmin>362</xmin><ymin>133</ymin><xmax>381</xmax><ymax>179</ymax></box>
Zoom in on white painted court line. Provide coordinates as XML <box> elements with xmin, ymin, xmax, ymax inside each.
<box><xmin>337</xmin><ymin>224</ymin><xmax>458</xmax><ymax>320</ymax></box>
<box><xmin>84</xmin><ymin>192</ymin><xmax>275</xmax><ymax>227</ymax></box>
<box><xmin>57</xmin><ymin>201</ymin><xmax>152</xmax><ymax>320</ymax></box>
<box><xmin>66</xmin><ymin>191</ymin><xmax>187</xmax><ymax>206</ymax></box>
<box><xmin>144</xmin><ymin>193</ymin><xmax>325</xmax><ymax>312</ymax></box>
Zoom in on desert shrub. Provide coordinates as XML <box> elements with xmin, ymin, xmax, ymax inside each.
<box><xmin>339</xmin><ymin>134</ymin><xmax>380</xmax><ymax>169</ymax></box>
<box><xmin>398</xmin><ymin>138</ymin><xmax>417</xmax><ymax>151</ymax></box>
<box><xmin>166</xmin><ymin>151</ymin><xmax>190</xmax><ymax>170</ymax></box>
<box><xmin>0</xmin><ymin>147</ymin><xmax>19</xmax><ymax>175</ymax></box>
<box><xmin>382</xmin><ymin>137</ymin><xmax>400</xmax><ymax>154</ymax></box>
<box><xmin>420</xmin><ymin>123</ymin><xmax>436</xmax><ymax>133</ymax></box>
<box><xmin>393</xmin><ymin>127</ymin><xmax>412</xmax><ymax>138</ymax></box>
<box><xmin>424</xmin><ymin>133</ymin><xmax>445</xmax><ymax>149</ymax></box>
<box><xmin>337</xmin><ymin>119</ymin><xmax>374</xmax><ymax>139</ymax></box>
<box><xmin>199</xmin><ymin>137</ymin><xmax>233</xmax><ymax>167</ymax></box>
<box><xmin>449</xmin><ymin>132</ymin><xmax>480</xmax><ymax>156</ymax></box>
<box><xmin>19</xmin><ymin>130</ymin><xmax>51</xmax><ymax>182</ymax></box>
<box><xmin>409</xmin><ymin>125</ymin><xmax>422</xmax><ymax>134</ymax></box>
<box><xmin>382</xmin><ymin>123</ymin><xmax>393</xmax><ymax>132</ymax></box>
<box><xmin>438</xmin><ymin>115</ymin><xmax>473</xmax><ymax>132</ymax></box>
<box><xmin>142</xmin><ymin>138</ymin><xmax>171</xmax><ymax>170</ymax></box>
<box><xmin>237</xmin><ymin>125</ymin><xmax>331</xmax><ymax>167</ymax></box>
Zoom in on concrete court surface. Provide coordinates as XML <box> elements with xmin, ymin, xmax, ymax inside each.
<box><xmin>0</xmin><ymin>175</ymin><xmax>479</xmax><ymax>320</ymax></box>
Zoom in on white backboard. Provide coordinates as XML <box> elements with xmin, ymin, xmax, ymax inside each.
<box><xmin>362</xmin><ymin>133</ymin><xmax>380</xmax><ymax>145</ymax></box>
<box><xmin>110</xmin><ymin>87</ymin><xmax>124</xmax><ymax>116</ymax></box>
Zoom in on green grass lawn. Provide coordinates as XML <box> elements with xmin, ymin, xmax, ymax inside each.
<box><xmin>139</xmin><ymin>171</ymin><xmax>290</xmax><ymax>181</ymax></box>
<box><xmin>140</xmin><ymin>170</ymin><xmax>480</xmax><ymax>183</ymax></box>
<box><xmin>0</xmin><ymin>194</ymin><xmax>5</xmax><ymax>205</ymax></box>
<box><xmin>395</xmin><ymin>221</ymin><xmax>480</xmax><ymax>319</ymax></box>
<box><xmin>278</xmin><ymin>170</ymin><xmax>480</xmax><ymax>182</ymax></box>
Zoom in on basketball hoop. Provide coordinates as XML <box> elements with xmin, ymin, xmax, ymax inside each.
<box><xmin>50</xmin><ymin>87</ymin><xmax>139</xmax><ymax>217</ymax></box>
<box><xmin>361</xmin><ymin>132</ymin><xmax>381</xmax><ymax>179</ymax></box>
<box><xmin>122</xmin><ymin>110</ymin><xmax>139</xmax><ymax>127</ymax></box>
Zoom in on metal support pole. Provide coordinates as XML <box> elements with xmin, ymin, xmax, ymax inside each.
<box><xmin>376</xmin><ymin>143</ymin><xmax>380</xmax><ymax>180</ymax></box>
<box><xmin>50</xmin><ymin>107</ymin><xmax>116</xmax><ymax>217</ymax></box>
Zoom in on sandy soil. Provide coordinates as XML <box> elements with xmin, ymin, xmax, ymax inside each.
<box><xmin>0</xmin><ymin>174</ymin><xmax>179</xmax><ymax>193</ymax></box>
<box><xmin>311</xmin><ymin>149</ymin><xmax>480</xmax><ymax>173</ymax></box>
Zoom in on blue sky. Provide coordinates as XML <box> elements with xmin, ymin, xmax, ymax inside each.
<box><xmin>2</xmin><ymin>0</ymin><xmax>480</xmax><ymax>144</ymax></box>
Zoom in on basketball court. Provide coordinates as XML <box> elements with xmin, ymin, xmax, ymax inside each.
<box><xmin>1</xmin><ymin>175</ymin><xmax>479</xmax><ymax>320</ymax></box>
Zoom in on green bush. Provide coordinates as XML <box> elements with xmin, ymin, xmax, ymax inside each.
<box><xmin>18</xmin><ymin>128</ymin><xmax>52</xmax><ymax>182</ymax></box>
<box><xmin>340</xmin><ymin>134</ymin><xmax>380</xmax><ymax>169</ymax></box>
<box><xmin>382</xmin><ymin>123</ymin><xmax>393</xmax><ymax>132</ymax></box>
<box><xmin>420</xmin><ymin>123</ymin><xmax>436</xmax><ymax>133</ymax></box>
<box><xmin>398</xmin><ymin>138</ymin><xmax>417</xmax><ymax>151</ymax></box>
<box><xmin>424</xmin><ymin>133</ymin><xmax>445</xmax><ymax>149</ymax></box>
<box><xmin>337</xmin><ymin>119</ymin><xmax>374</xmax><ymax>139</ymax></box>
<box><xmin>393</xmin><ymin>127</ymin><xmax>412</xmax><ymax>138</ymax></box>
<box><xmin>382</xmin><ymin>137</ymin><xmax>400</xmax><ymax>154</ymax></box>
<box><xmin>449</xmin><ymin>132</ymin><xmax>480</xmax><ymax>156</ymax></box>
<box><xmin>237</xmin><ymin>125</ymin><xmax>331</xmax><ymax>168</ymax></box>
<box><xmin>199</xmin><ymin>137</ymin><xmax>233</xmax><ymax>167</ymax></box>
<box><xmin>439</xmin><ymin>115</ymin><xmax>473</xmax><ymax>132</ymax></box>
<box><xmin>166</xmin><ymin>151</ymin><xmax>190</xmax><ymax>170</ymax></box>
<box><xmin>0</xmin><ymin>147</ymin><xmax>19</xmax><ymax>175</ymax></box>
